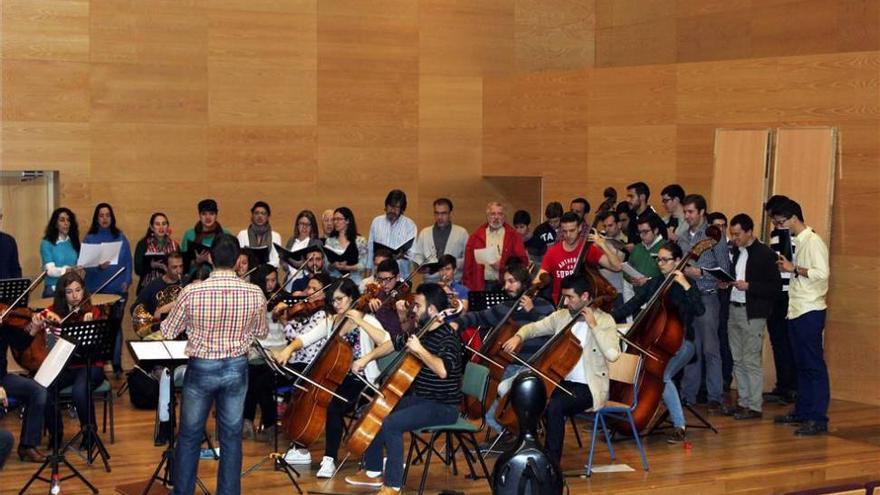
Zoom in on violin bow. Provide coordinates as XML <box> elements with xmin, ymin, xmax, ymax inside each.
<box><xmin>0</xmin><ymin>271</ymin><xmax>46</xmax><ymax>322</ymax></box>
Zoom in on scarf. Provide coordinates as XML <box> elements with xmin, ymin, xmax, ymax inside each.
<box><xmin>194</xmin><ymin>220</ymin><xmax>222</xmax><ymax>244</ymax></box>
<box><xmin>248</xmin><ymin>223</ymin><xmax>271</xmax><ymax>248</ymax></box>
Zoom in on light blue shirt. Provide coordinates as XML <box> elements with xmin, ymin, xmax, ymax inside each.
<box><xmin>367</xmin><ymin>214</ymin><xmax>417</xmax><ymax>279</ymax></box>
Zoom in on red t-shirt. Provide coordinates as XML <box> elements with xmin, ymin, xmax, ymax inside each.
<box><xmin>540</xmin><ymin>240</ymin><xmax>604</xmax><ymax>303</ymax></box>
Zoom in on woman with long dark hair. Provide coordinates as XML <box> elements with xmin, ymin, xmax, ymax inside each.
<box><xmin>324</xmin><ymin>207</ymin><xmax>368</xmax><ymax>285</ymax></box>
<box><xmin>133</xmin><ymin>212</ymin><xmax>180</xmax><ymax>294</ymax></box>
<box><xmin>40</xmin><ymin>207</ymin><xmax>81</xmax><ymax>297</ymax></box>
<box><xmin>82</xmin><ymin>203</ymin><xmax>133</xmax><ymax>377</ymax></box>
<box><xmin>283</xmin><ymin>209</ymin><xmax>324</xmax><ymax>291</ymax></box>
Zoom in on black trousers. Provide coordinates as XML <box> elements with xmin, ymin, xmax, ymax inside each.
<box><xmin>324</xmin><ymin>373</ymin><xmax>365</xmax><ymax>460</ymax></box>
<box><xmin>768</xmin><ymin>293</ymin><xmax>797</xmax><ymax>394</ymax></box>
<box><xmin>243</xmin><ymin>363</ymin><xmax>277</xmax><ymax>428</ymax></box>
<box><xmin>545</xmin><ymin>380</ymin><xmax>592</xmax><ymax>464</ymax></box>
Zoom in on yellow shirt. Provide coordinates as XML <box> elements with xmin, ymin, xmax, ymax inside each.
<box><xmin>788</xmin><ymin>227</ymin><xmax>829</xmax><ymax>319</ymax></box>
<box><xmin>484</xmin><ymin>226</ymin><xmax>504</xmax><ymax>281</ymax></box>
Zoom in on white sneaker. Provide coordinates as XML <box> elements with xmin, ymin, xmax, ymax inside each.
<box><xmin>316</xmin><ymin>456</ymin><xmax>336</xmax><ymax>478</ymax></box>
<box><xmin>284</xmin><ymin>448</ymin><xmax>311</xmax><ymax>465</ymax></box>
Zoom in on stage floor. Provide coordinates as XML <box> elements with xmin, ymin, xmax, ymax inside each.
<box><xmin>3</xmin><ymin>380</ymin><xmax>879</xmax><ymax>494</ymax></box>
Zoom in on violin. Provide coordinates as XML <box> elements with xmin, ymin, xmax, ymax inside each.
<box><xmin>0</xmin><ymin>272</ymin><xmax>47</xmax><ymax>374</ymax></box>
<box><xmin>274</xmin><ymin>298</ymin><xmax>324</xmax><ymax>322</ymax></box>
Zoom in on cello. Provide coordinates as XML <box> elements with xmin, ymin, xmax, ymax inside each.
<box><xmin>1</xmin><ymin>272</ymin><xmax>47</xmax><ymax>374</ymax></box>
<box><xmin>608</xmin><ymin>227</ymin><xmax>721</xmax><ymax>434</ymax></box>
<box><xmin>493</xmin><ymin>278</ymin><xmax>620</xmax><ymax>434</ymax></box>
<box><xmin>346</xmin><ymin>300</ymin><xmax>463</xmax><ymax>458</ymax></box>
<box><xmin>461</xmin><ymin>272</ymin><xmax>550</xmax><ymax>420</ymax></box>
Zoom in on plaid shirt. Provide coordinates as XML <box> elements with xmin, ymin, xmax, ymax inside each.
<box><xmin>161</xmin><ymin>269</ymin><xmax>268</xmax><ymax>359</ymax></box>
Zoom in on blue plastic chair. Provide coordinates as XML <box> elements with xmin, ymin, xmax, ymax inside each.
<box><xmin>585</xmin><ymin>353</ymin><xmax>649</xmax><ymax>475</ymax></box>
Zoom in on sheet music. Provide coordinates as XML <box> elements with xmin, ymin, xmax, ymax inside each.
<box><xmin>34</xmin><ymin>338</ymin><xmax>76</xmax><ymax>388</ymax></box>
<box><xmin>163</xmin><ymin>340</ymin><xmax>188</xmax><ymax>359</ymax></box>
<box><xmin>129</xmin><ymin>340</ymin><xmax>189</xmax><ymax>361</ymax></box>
<box><xmin>621</xmin><ymin>263</ymin><xmax>645</xmax><ymax>279</ymax></box>
<box><xmin>77</xmin><ymin>241</ymin><xmax>122</xmax><ymax>267</ymax></box>
<box><xmin>474</xmin><ymin>246</ymin><xmax>501</xmax><ymax>265</ymax></box>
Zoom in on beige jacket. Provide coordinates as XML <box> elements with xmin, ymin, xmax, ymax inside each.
<box><xmin>515</xmin><ymin>308</ymin><xmax>620</xmax><ymax>411</ymax></box>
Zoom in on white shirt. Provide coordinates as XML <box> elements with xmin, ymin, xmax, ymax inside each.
<box><xmin>564</xmin><ymin>321</ymin><xmax>590</xmax><ymax>385</ymax></box>
<box><xmin>730</xmin><ymin>246</ymin><xmax>748</xmax><ymax>304</ymax></box>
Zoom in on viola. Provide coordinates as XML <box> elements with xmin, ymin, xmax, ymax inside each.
<box><xmin>607</xmin><ymin>226</ymin><xmax>721</xmax><ymax>435</ymax></box>
<box><xmin>346</xmin><ymin>301</ymin><xmax>464</xmax><ymax>458</ymax></box>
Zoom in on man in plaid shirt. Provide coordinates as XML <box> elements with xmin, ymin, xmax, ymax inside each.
<box><xmin>162</xmin><ymin>234</ymin><xmax>268</xmax><ymax>495</ymax></box>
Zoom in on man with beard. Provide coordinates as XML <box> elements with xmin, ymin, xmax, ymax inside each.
<box><xmin>502</xmin><ymin>274</ymin><xmax>620</xmax><ymax>465</ymax></box>
<box><xmin>367</xmin><ymin>189</ymin><xmax>418</xmax><ymax>280</ymax></box>
<box><xmin>344</xmin><ymin>283</ymin><xmax>463</xmax><ymax>494</ymax></box>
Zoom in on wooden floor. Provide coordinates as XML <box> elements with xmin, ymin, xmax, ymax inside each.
<box><xmin>2</xmin><ymin>378</ymin><xmax>879</xmax><ymax>495</ymax></box>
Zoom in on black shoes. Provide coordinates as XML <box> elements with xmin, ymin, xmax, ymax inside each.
<box><xmin>707</xmin><ymin>401</ymin><xmax>723</xmax><ymax>415</ymax></box>
<box><xmin>667</xmin><ymin>427</ymin><xmax>687</xmax><ymax>444</ymax></box>
<box><xmin>773</xmin><ymin>414</ymin><xmax>803</xmax><ymax>425</ymax></box>
<box><xmin>733</xmin><ymin>409</ymin><xmax>762</xmax><ymax>420</ymax></box>
<box><xmin>794</xmin><ymin>420</ymin><xmax>828</xmax><ymax>436</ymax></box>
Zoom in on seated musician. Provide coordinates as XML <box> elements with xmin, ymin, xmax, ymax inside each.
<box><xmin>0</xmin><ymin>318</ymin><xmax>50</xmax><ymax>462</ymax></box>
<box><xmin>436</xmin><ymin>254</ymin><xmax>469</xmax><ymax>307</ymax></box>
<box><xmin>287</xmin><ymin>249</ymin><xmax>325</xmax><ymax>294</ymax></box>
<box><xmin>131</xmin><ymin>251</ymin><xmax>184</xmax><ymax>339</ymax></box>
<box><xmin>243</xmin><ymin>264</ymin><xmax>290</xmax><ymax>442</ymax></box>
<box><xmin>29</xmin><ymin>271</ymin><xmax>105</xmax><ymax>450</ymax></box>
<box><xmin>273</xmin><ymin>278</ymin><xmax>389</xmax><ymax>478</ymax></box>
<box><xmin>359</xmin><ymin>248</ymin><xmax>393</xmax><ymax>291</ymax></box>
<box><xmin>344</xmin><ymin>283</ymin><xmax>462</xmax><ymax>494</ymax></box>
<box><xmin>274</xmin><ymin>272</ymin><xmax>333</xmax><ymax>465</ymax></box>
<box><xmin>501</xmin><ymin>274</ymin><xmax>620</xmax><ymax>464</ymax></box>
<box><xmin>448</xmin><ymin>264</ymin><xmax>554</xmax><ymax>442</ymax></box>
<box><xmin>363</xmin><ymin>258</ymin><xmax>405</xmax><ymax>339</ymax></box>
<box><xmin>612</xmin><ymin>242</ymin><xmax>704</xmax><ymax>443</ymax></box>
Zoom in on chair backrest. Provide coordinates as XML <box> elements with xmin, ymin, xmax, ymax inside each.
<box><xmin>462</xmin><ymin>362</ymin><xmax>490</xmax><ymax>403</ymax></box>
<box><xmin>607</xmin><ymin>353</ymin><xmax>643</xmax><ymax>409</ymax></box>
<box><xmin>608</xmin><ymin>353</ymin><xmax>642</xmax><ymax>385</ymax></box>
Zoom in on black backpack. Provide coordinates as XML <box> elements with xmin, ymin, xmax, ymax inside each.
<box><xmin>126</xmin><ymin>366</ymin><xmax>159</xmax><ymax>410</ymax></box>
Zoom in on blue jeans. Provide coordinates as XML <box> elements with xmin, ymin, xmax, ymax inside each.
<box><xmin>486</xmin><ymin>364</ymin><xmax>523</xmax><ymax>434</ymax></box>
<box><xmin>363</xmin><ymin>395</ymin><xmax>458</xmax><ymax>489</ymax></box>
<box><xmin>0</xmin><ymin>429</ymin><xmax>13</xmax><ymax>469</ymax></box>
<box><xmin>788</xmin><ymin>310</ymin><xmax>829</xmax><ymax>424</ymax></box>
<box><xmin>174</xmin><ymin>356</ymin><xmax>248</xmax><ymax>495</ymax></box>
<box><xmin>2</xmin><ymin>373</ymin><xmax>48</xmax><ymax>447</ymax></box>
<box><xmin>663</xmin><ymin>340</ymin><xmax>695</xmax><ymax>429</ymax></box>
<box><xmin>682</xmin><ymin>293</ymin><xmax>722</xmax><ymax>403</ymax></box>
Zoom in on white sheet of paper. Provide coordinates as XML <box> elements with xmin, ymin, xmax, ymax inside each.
<box><xmin>622</xmin><ymin>263</ymin><xmax>644</xmax><ymax>279</ymax></box>
<box><xmin>163</xmin><ymin>340</ymin><xmax>188</xmax><ymax>360</ymax></box>
<box><xmin>474</xmin><ymin>246</ymin><xmax>501</xmax><ymax>265</ymax></box>
<box><xmin>34</xmin><ymin>338</ymin><xmax>76</xmax><ymax>388</ymax></box>
<box><xmin>77</xmin><ymin>241</ymin><xmax>122</xmax><ymax>267</ymax></box>
<box><xmin>129</xmin><ymin>341</ymin><xmax>172</xmax><ymax>361</ymax></box>
<box><xmin>589</xmin><ymin>464</ymin><xmax>635</xmax><ymax>473</ymax></box>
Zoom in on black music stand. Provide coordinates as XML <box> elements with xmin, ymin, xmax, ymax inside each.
<box><xmin>0</xmin><ymin>277</ymin><xmax>31</xmax><ymax>306</ymax></box>
<box><xmin>241</xmin><ymin>342</ymin><xmax>302</xmax><ymax>494</ymax></box>
<box><xmin>18</xmin><ymin>338</ymin><xmax>97</xmax><ymax>495</ymax></box>
<box><xmin>467</xmin><ymin>290</ymin><xmax>511</xmax><ymax>312</ymax></box>
<box><xmin>60</xmin><ymin>319</ymin><xmax>115</xmax><ymax>471</ymax></box>
<box><xmin>127</xmin><ymin>340</ymin><xmax>211</xmax><ymax>495</ymax></box>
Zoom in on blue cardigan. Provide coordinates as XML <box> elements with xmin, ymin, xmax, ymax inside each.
<box><xmin>83</xmin><ymin>228</ymin><xmax>133</xmax><ymax>296</ymax></box>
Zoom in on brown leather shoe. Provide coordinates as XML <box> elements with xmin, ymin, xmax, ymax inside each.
<box><xmin>18</xmin><ymin>446</ymin><xmax>47</xmax><ymax>463</ymax></box>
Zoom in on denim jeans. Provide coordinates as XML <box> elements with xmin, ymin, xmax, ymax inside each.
<box><xmin>363</xmin><ymin>395</ymin><xmax>458</xmax><ymax>489</ymax></box>
<box><xmin>663</xmin><ymin>340</ymin><xmax>695</xmax><ymax>429</ymax></box>
<box><xmin>788</xmin><ymin>310</ymin><xmax>829</xmax><ymax>424</ymax></box>
<box><xmin>173</xmin><ymin>356</ymin><xmax>248</xmax><ymax>495</ymax></box>
<box><xmin>2</xmin><ymin>373</ymin><xmax>48</xmax><ymax>447</ymax></box>
<box><xmin>486</xmin><ymin>364</ymin><xmax>523</xmax><ymax>434</ymax></box>
<box><xmin>682</xmin><ymin>293</ymin><xmax>723</xmax><ymax>403</ymax></box>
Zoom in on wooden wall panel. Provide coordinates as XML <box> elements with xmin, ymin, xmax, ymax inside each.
<box><xmin>710</xmin><ymin>129</ymin><xmax>771</xmax><ymax>227</ymax></box>
<box><xmin>676</xmin><ymin>58</ymin><xmax>780</xmax><ymax>124</ymax></box>
<box><xmin>1</xmin><ymin>60</ymin><xmax>90</xmax><ymax>122</ymax></box>
<box><xmin>588</xmin><ymin>64</ymin><xmax>676</xmax><ymax>125</ymax></box>
<box><xmin>1</xmin><ymin>0</ymin><xmax>89</xmax><ymax>62</ymax></box>
<box><xmin>514</xmin><ymin>0</ymin><xmax>596</xmax><ymax>72</ymax></box>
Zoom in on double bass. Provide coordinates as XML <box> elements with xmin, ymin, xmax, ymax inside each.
<box><xmin>608</xmin><ymin>227</ymin><xmax>721</xmax><ymax>434</ymax></box>
<box><xmin>346</xmin><ymin>301</ymin><xmax>463</xmax><ymax>458</ymax></box>
<box><xmin>461</xmin><ymin>273</ymin><xmax>551</xmax><ymax>420</ymax></box>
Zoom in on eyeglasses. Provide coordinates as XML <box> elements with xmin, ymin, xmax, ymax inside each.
<box><xmin>656</xmin><ymin>257</ymin><xmax>675</xmax><ymax>263</ymax></box>
<box><xmin>376</xmin><ymin>275</ymin><xmax>395</xmax><ymax>283</ymax></box>
<box><xmin>297</xmin><ymin>221</ymin><xmax>312</xmax><ymax>227</ymax></box>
